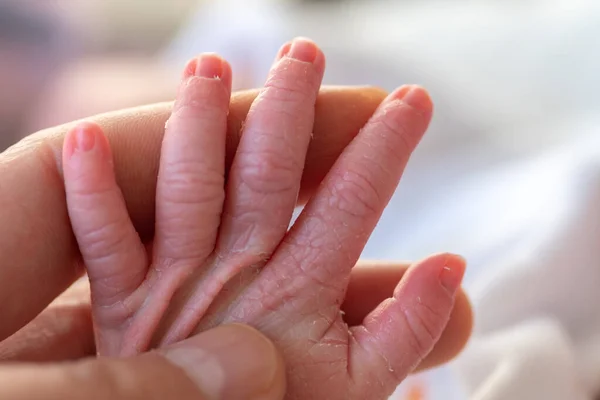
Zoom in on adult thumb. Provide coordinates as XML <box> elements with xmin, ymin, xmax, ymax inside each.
<box><xmin>0</xmin><ymin>323</ymin><xmax>286</xmax><ymax>400</ymax></box>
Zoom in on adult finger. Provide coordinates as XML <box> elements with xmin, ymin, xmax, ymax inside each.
<box><xmin>342</xmin><ymin>261</ymin><xmax>473</xmax><ymax>372</ymax></box>
<box><xmin>0</xmin><ymin>86</ymin><xmax>385</xmax><ymax>341</ymax></box>
<box><xmin>0</xmin><ymin>324</ymin><xmax>285</xmax><ymax>400</ymax></box>
<box><xmin>0</xmin><ymin>280</ymin><xmax>94</xmax><ymax>362</ymax></box>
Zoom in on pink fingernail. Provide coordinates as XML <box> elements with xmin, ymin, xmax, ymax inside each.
<box><xmin>393</xmin><ymin>85</ymin><xmax>433</xmax><ymax>112</ymax></box>
<box><xmin>280</xmin><ymin>38</ymin><xmax>318</xmax><ymax>63</ymax></box>
<box><xmin>75</xmin><ymin>126</ymin><xmax>96</xmax><ymax>152</ymax></box>
<box><xmin>64</xmin><ymin>122</ymin><xmax>109</xmax><ymax>160</ymax></box>
<box><xmin>276</xmin><ymin>42</ymin><xmax>292</xmax><ymax>60</ymax></box>
<box><xmin>185</xmin><ymin>54</ymin><xmax>224</xmax><ymax>79</ymax></box>
<box><xmin>65</xmin><ymin>123</ymin><xmax>97</xmax><ymax>159</ymax></box>
<box><xmin>439</xmin><ymin>254</ymin><xmax>466</xmax><ymax>295</ymax></box>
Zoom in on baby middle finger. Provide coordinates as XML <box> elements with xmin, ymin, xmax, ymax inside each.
<box><xmin>216</xmin><ymin>38</ymin><xmax>325</xmax><ymax>263</ymax></box>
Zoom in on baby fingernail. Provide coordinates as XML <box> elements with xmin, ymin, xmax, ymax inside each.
<box><xmin>276</xmin><ymin>42</ymin><xmax>292</xmax><ymax>60</ymax></box>
<box><xmin>392</xmin><ymin>85</ymin><xmax>433</xmax><ymax>113</ymax></box>
<box><xmin>186</xmin><ymin>54</ymin><xmax>224</xmax><ymax>79</ymax></box>
<box><xmin>439</xmin><ymin>254</ymin><xmax>466</xmax><ymax>295</ymax></box>
<box><xmin>74</xmin><ymin>125</ymin><xmax>96</xmax><ymax>152</ymax></box>
<box><xmin>279</xmin><ymin>37</ymin><xmax>318</xmax><ymax>63</ymax></box>
<box><xmin>164</xmin><ymin>324</ymin><xmax>284</xmax><ymax>400</ymax></box>
<box><xmin>65</xmin><ymin>122</ymin><xmax>106</xmax><ymax>159</ymax></box>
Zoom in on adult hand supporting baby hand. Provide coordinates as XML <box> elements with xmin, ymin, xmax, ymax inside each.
<box><xmin>0</xmin><ymin>86</ymin><xmax>471</xmax><ymax>371</ymax></box>
<box><xmin>0</xmin><ymin>323</ymin><xmax>286</xmax><ymax>400</ymax></box>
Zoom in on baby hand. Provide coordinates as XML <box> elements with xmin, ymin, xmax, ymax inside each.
<box><xmin>62</xmin><ymin>38</ymin><xmax>465</xmax><ymax>400</ymax></box>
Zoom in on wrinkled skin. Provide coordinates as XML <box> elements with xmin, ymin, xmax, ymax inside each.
<box><xmin>60</xmin><ymin>39</ymin><xmax>467</xmax><ymax>399</ymax></box>
<box><xmin>0</xmin><ymin>38</ymin><xmax>473</xmax><ymax>399</ymax></box>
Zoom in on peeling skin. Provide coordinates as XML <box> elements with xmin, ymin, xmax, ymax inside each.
<box><xmin>58</xmin><ymin>39</ymin><xmax>461</xmax><ymax>398</ymax></box>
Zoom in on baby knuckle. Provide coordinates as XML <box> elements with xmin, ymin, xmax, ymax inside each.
<box><xmin>236</xmin><ymin>149</ymin><xmax>297</xmax><ymax>195</ymax></box>
<box><xmin>327</xmin><ymin>168</ymin><xmax>381</xmax><ymax>219</ymax></box>
<box><xmin>175</xmin><ymin>77</ymin><xmax>227</xmax><ymax>114</ymax></box>
<box><xmin>79</xmin><ymin>219</ymin><xmax>130</xmax><ymax>262</ymax></box>
<box><xmin>401</xmin><ymin>302</ymin><xmax>443</xmax><ymax>360</ymax></box>
<box><xmin>160</xmin><ymin>161</ymin><xmax>224</xmax><ymax>205</ymax></box>
<box><xmin>371</xmin><ymin>108</ymin><xmax>420</xmax><ymax>153</ymax></box>
<box><xmin>263</xmin><ymin>69</ymin><xmax>314</xmax><ymax>104</ymax></box>
<box><xmin>172</xmin><ymin>102</ymin><xmax>222</xmax><ymax>123</ymax></box>
<box><xmin>262</xmin><ymin>82</ymin><xmax>307</xmax><ymax>106</ymax></box>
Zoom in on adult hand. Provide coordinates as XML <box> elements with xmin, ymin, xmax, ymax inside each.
<box><xmin>0</xmin><ymin>323</ymin><xmax>286</xmax><ymax>399</ymax></box>
<box><xmin>0</xmin><ymin>86</ymin><xmax>471</xmax><ymax>369</ymax></box>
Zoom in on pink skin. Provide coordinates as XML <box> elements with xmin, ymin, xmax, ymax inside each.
<box><xmin>62</xmin><ymin>38</ymin><xmax>465</xmax><ymax>399</ymax></box>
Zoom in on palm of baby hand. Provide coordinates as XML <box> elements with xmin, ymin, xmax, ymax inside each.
<box><xmin>62</xmin><ymin>39</ymin><xmax>464</xmax><ymax>400</ymax></box>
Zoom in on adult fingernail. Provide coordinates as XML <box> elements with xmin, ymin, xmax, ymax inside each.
<box><xmin>279</xmin><ymin>37</ymin><xmax>318</xmax><ymax>63</ymax></box>
<box><xmin>439</xmin><ymin>254</ymin><xmax>466</xmax><ymax>295</ymax></box>
<box><xmin>164</xmin><ymin>324</ymin><xmax>285</xmax><ymax>400</ymax></box>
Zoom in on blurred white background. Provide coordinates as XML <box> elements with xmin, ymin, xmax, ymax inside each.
<box><xmin>2</xmin><ymin>0</ymin><xmax>600</xmax><ymax>399</ymax></box>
